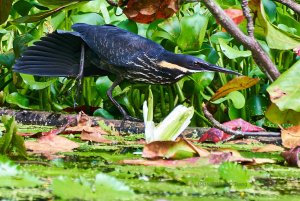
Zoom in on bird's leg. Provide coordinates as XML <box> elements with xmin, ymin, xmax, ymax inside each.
<box><xmin>73</xmin><ymin>43</ymin><xmax>85</xmax><ymax>108</ymax></box>
<box><xmin>107</xmin><ymin>77</ymin><xmax>142</xmax><ymax>122</ymax></box>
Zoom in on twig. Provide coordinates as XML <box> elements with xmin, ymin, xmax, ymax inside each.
<box><xmin>200</xmin><ymin>0</ymin><xmax>280</xmax><ymax>81</ymax></box>
<box><xmin>274</xmin><ymin>0</ymin><xmax>300</xmax><ymax>14</ymax></box>
<box><xmin>241</xmin><ymin>0</ymin><xmax>254</xmax><ymax>38</ymax></box>
<box><xmin>202</xmin><ymin>103</ymin><xmax>281</xmax><ymax>137</ymax></box>
<box><xmin>106</xmin><ymin>0</ymin><xmax>118</xmax><ymax>6</ymax></box>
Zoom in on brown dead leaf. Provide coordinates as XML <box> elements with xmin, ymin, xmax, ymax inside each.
<box><xmin>81</xmin><ymin>129</ymin><xmax>113</xmax><ymax>144</ymax></box>
<box><xmin>209</xmin><ymin>149</ymin><xmax>276</xmax><ymax>165</ymax></box>
<box><xmin>121</xmin><ymin>157</ymin><xmax>202</xmax><ymax>167</ymax></box>
<box><xmin>77</xmin><ymin>111</ymin><xmax>92</xmax><ymax>127</ymax></box>
<box><xmin>210</xmin><ymin>76</ymin><xmax>260</xmax><ymax>101</ymax></box>
<box><xmin>142</xmin><ymin>138</ymin><xmax>209</xmax><ymax>159</ymax></box>
<box><xmin>281</xmin><ymin>125</ymin><xmax>300</xmax><ymax>148</ymax></box>
<box><xmin>123</xmin><ymin>0</ymin><xmax>179</xmax><ymax>24</ymax></box>
<box><xmin>252</xmin><ymin>144</ymin><xmax>284</xmax><ymax>152</ymax></box>
<box><xmin>25</xmin><ymin>134</ymin><xmax>79</xmax><ymax>159</ymax></box>
<box><xmin>64</xmin><ymin>112</ymin><xmax>111</xmax><ymax>136</ymax></box>
<box><xmin>281</xmin><ymin>146</ymin><xmax>300</xmax><ymax>168</ymax></box>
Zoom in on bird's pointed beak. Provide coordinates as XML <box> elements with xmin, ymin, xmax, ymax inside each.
<box><xmin>193</xmin><ymin>60</ymin><xmax>242</xmax><ymax>76</ymax></box>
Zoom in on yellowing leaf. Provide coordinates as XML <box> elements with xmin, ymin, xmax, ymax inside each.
<box><xmin>210</xmin><ymin>76</ymin><xmax>259</xmax><ymax>101</ymax></box>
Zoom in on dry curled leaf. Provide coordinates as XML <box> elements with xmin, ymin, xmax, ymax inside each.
<box><xmin>281</xmin><ymin>146</ymin><xmax>300</xmax><ymax>168</ymax></box>
<box><xmin>25</xmin><ymin>134</ymin><xmax>79</xmax><ymax>159</ymax></box>
<box><xmin>281</xmin><ymin>125</ymin><xmax>300</xmax><ymax>148</ymax></box>
<box><xmin>81</xmin><ymin>129</ymin><xmax>113</xmax><ymax>144</ymax></box>
<box><xmin>123</xmin><ymin>0</ymin><xmax>179</xmax><ymax>24</ymax></box>
<box><xmin>210</xmin><ymin>76</ymin><xmax>260</xmax><ymax>101</ymax></box>
<box><xmin>142</xmin><ymin>138</ymin><xmax>209</xmax><ymax>159</ymax></box>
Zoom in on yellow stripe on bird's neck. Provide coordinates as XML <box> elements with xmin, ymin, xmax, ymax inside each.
<box><xmin>158</xmin><ymin>61</ymin><xmax>188</xmax><ymax>72</ymax></box>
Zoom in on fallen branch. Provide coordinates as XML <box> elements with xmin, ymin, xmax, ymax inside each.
<box><xmin>0</xmin><ymin>107</ymin><xmax>208</xmax><ymax>136</ymax></box>
<box><xmin>1</xmin><ymin>107</ymin><xmax>280</xmax><ymax>143</ymax></box>
<box><xmin>202</xmin><ymin>103</ymin><xmax>281</xmax><ymax>138</ymax></box>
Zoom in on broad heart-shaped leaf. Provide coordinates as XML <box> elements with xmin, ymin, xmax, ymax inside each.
<box><xmin>177</xmin><ymin>14</ymin><xmax>208</xmax><ymax>51</ymax></box>
<box><xmin>211</xmin><ymin>91</ymin><xmax>245</xmax><ymax>109</ymax></box>
<box><xmin>12</xmin><ymin>4</ymin><xmax>71</xmax><ymax>23</ymax></box>
<box><xmin>155</xmin><ymin>17</ymin><xmax>180</xmax><ymax>43</ymax></box>
<box><xmin>226</xmin><ymin>91</ymin><xmax>245</xmax><ymax>109</ymax></box>
<box><xmin>258</xmin><ymin>0</ymin><xmax>300</xmax><ymax>50</ymax></box>
<box><xmin>5</xmin><ymin>92</ymin><xmax>30</xmax><ymax>109</ymax></box>
<box><xmin>0</xmin><ymin>0</ymin><xmax>13</xmax><ymax>24</ymax></box>
<box><xmin>219</xmin><ymin>38</ymin><xmax>251</xmax><ymax>59</ymax></box>
<box><xmin>20</xmin><ymin>74</ymin><xmax>57</xmax><ymax>90</ymax></box>
<box><xmin>210</xmin><ymin>76</ymin><xmax>259</xmax><ymax>101</ymax></box>
<box><xmin>267</xmin><ymin>60</ymin><xmax>300</xmax><ymax>112</ymax></box>
<box><xmin>265</xmin><ymin>103</ymin><xmax>300</xmax><ymax>125</ymax></box>
<box><xmin>191</xmin><ymin>72</ymin><xmax>214</xmax><ymax>92</ymax></box>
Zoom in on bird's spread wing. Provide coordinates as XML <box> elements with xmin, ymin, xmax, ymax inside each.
<box><xmin>71</xmin><ymin>24</ymin><xmax>165</xmax><ymax>67</ymax></box>
<box><xmin>14</xmin><ymin>31</ymin><xmax>108</xmax><ymax>77</ymax></box>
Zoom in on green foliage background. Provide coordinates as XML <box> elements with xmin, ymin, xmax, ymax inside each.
<box><xmin>0</xmin><ymin>0</ymin><xmax>299</xmax><ymax>127</ymax></box>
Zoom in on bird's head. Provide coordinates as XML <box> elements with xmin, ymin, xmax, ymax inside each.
<box><xmin>158</xmin><ymin>52</ymin><xmax>241</xmax><ymax>75</ymax></box>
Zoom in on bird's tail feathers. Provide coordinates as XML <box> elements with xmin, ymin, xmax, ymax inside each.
<box><xmin>14</xmin><ymin>32</ymin><xmax>84</xmax><ymax>77</ymax></box>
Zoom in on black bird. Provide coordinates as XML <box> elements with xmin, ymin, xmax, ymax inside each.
<box><xmin>13</xmin><ymin>23</ymin><xmax>240</xmax><ymax>121</ymax></box>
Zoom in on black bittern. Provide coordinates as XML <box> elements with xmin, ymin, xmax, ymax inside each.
<box><xmin>14</xmin><ymin>23</ymin><xmax>240</xmax><ymax>121</ymax></box>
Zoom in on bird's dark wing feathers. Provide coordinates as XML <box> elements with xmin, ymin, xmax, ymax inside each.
<box><xmin>14</xmin><ymin>32</ymin><xmax>82</xmax><ymax>77</ymax></box>
<box><xmin>72</xmin><ymin>24</ymin><xmax>165</xmax><ymax>67</ymax></box>
<box><xmin>13</xmin><ymin>31</ymin><xmax>108</xmax><ymax>77</ymax></box>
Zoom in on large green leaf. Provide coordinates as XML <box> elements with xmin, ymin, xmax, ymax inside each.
<box><xmin>259</xmin><ymin>1</ymin><xmax>300</xmax><ymax>50</ymax></box>
<box><xmin>155</xmin><ymin>17</ymin><xmax>180</xmax><ymax>43</ymax></box>
<box><xmin>0</xmin><ymin>0</ymin><xmax>13</xmax><ymax>24</ymax></box>
<box><xmin>20</xmin><ymin>74</ymin><xmax>57</xmax><ymax>90</ymax></box>
<box><xmin>267</xmin><ymin>60</ymin><xmax>300</xmax><ymax>112</ymax></box>
<box><xmin>191</xmin><ymin>72</ymin><xmax>214</xmax><ymax>92</ymax></box>
<box><xmin>219</xmin><ymin>38</ymin><xmax>251</xmax><ymax>59</ymax></box>
<box><xmin>265</xmin><ymin>103</ymin><xmax>300</xmax><ymax>125</ymax></box>
<box><xmin>5</xmin><ymin>92</ymin><xmax>30</xmax><ymax>109</ymax></box>
<box><xmin>177</xmin><ymin>14</ymin><xmax>208</xmax><ymax>51</ymax></box>
<box><xmin>12</xmin><ymin>0</ymin><xmax>33</xmax><ymax>16</ymax></box>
